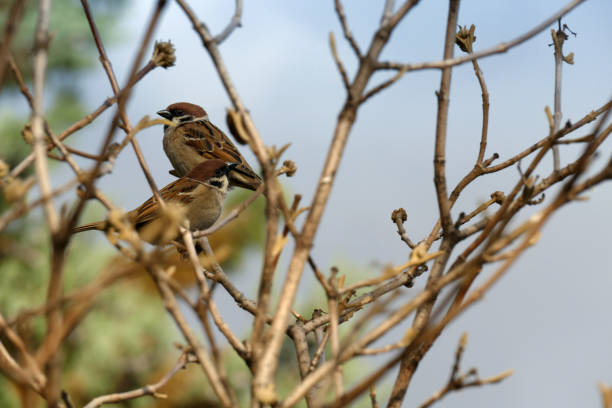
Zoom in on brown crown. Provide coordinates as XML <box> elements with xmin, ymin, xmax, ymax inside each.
<box><xmin>165</xmin><ymin>102</ymin><xmax>207</xmax><ymax>118</ymax></box>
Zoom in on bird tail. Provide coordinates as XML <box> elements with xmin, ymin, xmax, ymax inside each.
<box><xmin>72</xmin><ymin>221</ymin><xmax>105</xmax><ymax>234</ymax></box>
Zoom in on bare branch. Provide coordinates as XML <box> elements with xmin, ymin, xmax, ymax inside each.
<box><xmin>550</xmin><ymin>19</ymin><xmax>572</xmax><ymax>172</ymax></box>
<box><xmin>432</xmin><ymin>0</ymin><xmax>460</xmax><ymax>237</ymax></box>
<box><xmin>83</xmin><ymin>353</ymin><xmax>196</xmax><ymax>408</ymax></box>
<box><xmin>329</xmin><ymin>32</ymin><xmax>351</xmax><ymax>92</ymax></box>
<box><xmin>0</xmin><ymin>313</ymin><xmax>45</xmax><ymax>392</ymax></box>
<box><xmin>9</xmin><ymin>37</ymin><xmax>165</xmax><ymax>179</ymax></box>
<box><xmin>31</xmin><ymin>0</ymin><xmax>58</xmax><ymax>233</ymax></box>
<box><xmin>81</xmin><ymin>0</ymin><xmax>164</xmax><ymax>204</ymax></box>
<box><xmin>418</xmin><ymin>334</ymin><xmax>513</xmax><ymax>408</ymax></box>
<box><xmin>149</xmin><ymin>265</ymin><xmax>233</xmax><ymax>407</ymax></box>
<box><xmin>213</xmin><ymin>0</ymin><xmax>243</xmax><ymax>44</ymax></box>
<box><xmin>288</xmin><ymin>322</ymin><xmax>318</xmax><ymax>407</ymax></box>
<box><xmin>377</xmin><ymin>0</ymin><xmax>585</xmax><ymax>73</ymax></box>
<box><xmin>334</xmin><ymin>0</ymin><xmax>362</xmax><ymax>58</ymax></box>
<box><xmin>0</xmin><ymin>0</ymin><xmax>24</xmax><ymax>91</ymax></box>
<box><xmin>600</xmin><ymin>382</ymin><xmax>612</xmax><ymax>408</ymax></box>
<box><xmin>391</xmin><ymin>208</ymin><xmax>417</xmax><ymax>249</ymax></box>
<box><xmin>181</xmin><ymin>229</ymin><xmax>248</xmax><ymax>360</ymax></box>
<box><xmin>360</xmin><ymin>65</ymin><xmax>407</xmax><ymax>104</ymax></box>
<box><xmin>380</xmin><ymin>0</ymin><xmax>395</xmax><ymax>26</ymax></box>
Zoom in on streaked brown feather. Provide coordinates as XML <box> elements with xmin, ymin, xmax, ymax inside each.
<box><xmin>73</xmin><ymin>160</ymin><xmax>231</xmax><ymax>241</ymax></box>
<box><xmin>175</xmin><ymin>119</ymin><xmax>262</xmax><ymax>190</ymax></box>
<box><xmin>160</xmin><ymin>102</ymin><xmax>262</xmax><ymax>190</ymax></box>
<box><xmin>72</xmin><ymin>221</ymin><xmax>106</xmax><ymax>233</ymax></box>
<box><xmin>129</xmin><ymin>178</ymin><xmax>197</xmax><ymax>227</ymax></box>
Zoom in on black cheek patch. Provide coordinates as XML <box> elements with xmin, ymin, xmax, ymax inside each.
<box><xmin>209</xmin><ymin>180</ymin><xmax>223</xmax><ymax>188</ymax></box>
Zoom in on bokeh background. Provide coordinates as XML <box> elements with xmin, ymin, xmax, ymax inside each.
<box><xmin>1</xmin><ymin>0</ymin><xmax>611</xmax><ymax>406</ymax></box>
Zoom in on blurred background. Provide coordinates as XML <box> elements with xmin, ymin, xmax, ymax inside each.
<box><xmin>1</xmin><ymin>0</ymin><xmax>611</xmax><ymax>406</ymax></box>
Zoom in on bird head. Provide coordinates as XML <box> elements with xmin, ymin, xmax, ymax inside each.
<box><xmin>185</xmin><ymin>159</ymin><xmax>238</xmax><ymax>191</ymax></box>
<box><xmin>157</xmin><ymin>102</ymin><xmax>209</xmax><ymax>125</ymax></box>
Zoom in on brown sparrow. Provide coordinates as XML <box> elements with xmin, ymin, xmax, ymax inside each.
<box><xmin>72</xmin><ymin>160</ymin><xmax>237</xmax><ymax>244</ymax></box>
<box><xmin>157</xmin><ymin>102</ymin><xmax>262</xmax><ymax>191</ymax></box>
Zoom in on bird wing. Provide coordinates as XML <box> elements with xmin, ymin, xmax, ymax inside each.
<box><xmin>130</xmin><ymin>180</ymin><xmax>197</xmax><ymax>228</ymax></box>
<box><xmin>178</xmin><ymin>120</ymin><xmax>261</xmax><ymax>182</ymax></box>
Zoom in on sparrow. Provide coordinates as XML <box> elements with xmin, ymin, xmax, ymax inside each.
<box><xmin>72</xmin><ymin>160</ymin><xmax>237</xmax><ymax>244</ymax></box>
<box><xmin>157</xmin><ymin>102</ymin><xmax>262</xmax><ymax>191</ymax></box>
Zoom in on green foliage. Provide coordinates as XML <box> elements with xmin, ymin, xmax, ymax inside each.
<box><xmin>0</xmin><ymin>0</ymin><xmax>125</xmax><ymax>88</ymax></box>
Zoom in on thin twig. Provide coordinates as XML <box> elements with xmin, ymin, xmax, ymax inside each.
<box><xmin>254</xmin><ymin>0</ymin><xmax>422</xmax><ymax>400</ymax></box>
<box><xmin>83</xmin><ymin>353</ymin><xmax>195</xmax><ymax>408</ymax></box>
<box><xmin>66</xmin><ymin>0</ymin><xmax>167</xmax><ymax>236</ymax></box>
<box><xmin>376</xmin><ymin>0</ymin><xmax>585</xmax><ymax>73</ymax></box>
<box><xmin>10</xmin><ymin>59</ymin><xmax>160</xmax><ymax>178</ymax></box>
<box><xmin>387</xmin><ymin>7</ymin><xmax>464</xmax><ymax>400</ymax></box>
<box><xmin>329</xmin><ymin>32</ymin><xmax>351</xmax><ymax>92</ymax></box>
<box><xmin>328</xmin><ymin>271</ymin><xmax>343</xmax><ymax>397</ymax></box>
<box><xmin>0</xmin><ymin>0</ymin><xmax>24</xmax><ymax>91</ymax></box>
<box><xmin>149</xmin><ymin>265</ymin><xmax>232</xmax><ymax>407</ymax></box>
<box><xmin>81</xmin><ymin>0</ymin><xmax>164</xmax><ymax>204</ymax></box>
<box><xmin>31</xmin><ymin>0</ymin><xmax>58</xmax><ymax>234</ymax></box>
<box><xmin>391</xmin><ymin>208</ymin><xmax>416</xmax><ymax>249</ymax></box>
<box><xmin>308</xmin><ymin>329</ymin><xmax>330</xmax><ymax>373</ymax></box>
<box><xmin>551</xmin><ymin>21</ymin><xmax>565</xmax><ymax>171</ymax></box>
<box><xmin>288</xmin><ymin>322</ymin><xmax>317</xmax><ymax>407</ymax></box>
<box><xmin>334</xmin><ymin>0</ymin><xmax>362</xmax><ymax>57</ymax></box>
<box><xmin>213</xmin><ymin>0</ymin><xmax>243</xmax><ymax>44</ymax></box>
<box><xmin>381</xmin><ymin>0</ymin><xmax>395</xmax><ymax>26</ymax></box>
<box><xmin>181</xmin><ymin>228</ymin><xmax>248</xmax><ymax>360</ymax></box>
<box><xmin>432</xmin><ymin>0</ymin><xmax>459</xmax><ymax>237</ymax></box>
<box><xmin>0</xmin><ymin>313</ymin><xmax>46</xmax><ymax>390</ymax></box>
<box><xmin>360</xmin><ymin>66</ymin><xmax>407</xmax><ymax>104</ymax></box>
<box><xmin>0</xmin><ymin>178</ymin><xmax>78</xmax><ymax>232</ymax></box>
<box><xmin>322</xmin><ymin>352</ymin><xmax>404</xmax><ymax>408</ymax></box>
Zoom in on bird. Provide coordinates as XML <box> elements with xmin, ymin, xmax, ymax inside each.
<box><xmin>157</xmin><ymin>102</ymin><xmax>262</xmax><ymax>191</ymax></box>
<box><xmin>72</xmin><ymin>160</ymin><xmax>238</xmax><ymax>245</ymax></box>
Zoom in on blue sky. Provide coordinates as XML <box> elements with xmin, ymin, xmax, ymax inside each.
<box><xmin>64</xmin><ymin>1</ymin><xmax>612</xmax><ymax>406</ymax></box>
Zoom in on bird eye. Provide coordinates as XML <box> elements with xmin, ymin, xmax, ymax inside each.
<box><xmin>175</xmin><ymin>109</ymin><xmax>184</xmax><ymax>116</ymax></box>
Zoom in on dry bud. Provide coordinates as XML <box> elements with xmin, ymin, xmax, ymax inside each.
<box><xmin>2</xmin><ymin>176</ymin><xmax>34</xmax><ymax>203</ymax></box>
<box><xmin>152</xmin><ymin>41</ymin><xmax>176</xmax><ymax>68</ymax></box>
<box><xmin>391</xmin><ymin>208</ymin><xmax>407</xmax><ymax>223</ymax></box>
<box><xmin>490</xmin><ymin>191</ymin><xmax>505</xmax><ymax>204</ymax></box>
<box><xmin>139</xmin><ymin>202</ymin><xmax>186</xmax><ymax>245</ymax></box>
<box><xmin>281</xmin><ymin>160</ymin><xmax>297</xmax><ymax>177</ymax></box>
<box><xmin>456</xmin><ymin>24</ymin><xmax>476</xmax><ymax>54</ymax></box>
<box><xmin>21</xmin><ymin>123</ymin><xmax>34</xmax><ymax>145</ymax></box>
<box><xmin>226</xmin><ymin>108</ymin><xmax>250</xmax><ymax>145</ymax></box>
<box><xmin>106</xmin><ymin>209</ymin><xmax>139</xmax><ymax>246</ymax></box>
<box><xmin>104</xmin><ymin>142</ymin><xmax>121</xmax><ymax>161</ymax></box>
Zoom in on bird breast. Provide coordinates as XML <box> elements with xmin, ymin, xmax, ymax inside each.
<box><xmin>163</xmin><ymin>128</ymin><xmax>201</xmax><ymax>178</ymax></box>
<box><xmin>185</xmin><ymin>184</ymin><xmax>225</xmax><ymax>230</ymax></box>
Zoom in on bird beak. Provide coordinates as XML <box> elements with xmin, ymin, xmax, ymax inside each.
<box><xmin>157</xmin><ymin>109</ymin><xmax>172</xmax><ymax>120</ymax></box>
<box><xmin>224</xmin><ymin>162</ymin><xmax>239</xmax><ymax>175</ymax></box>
